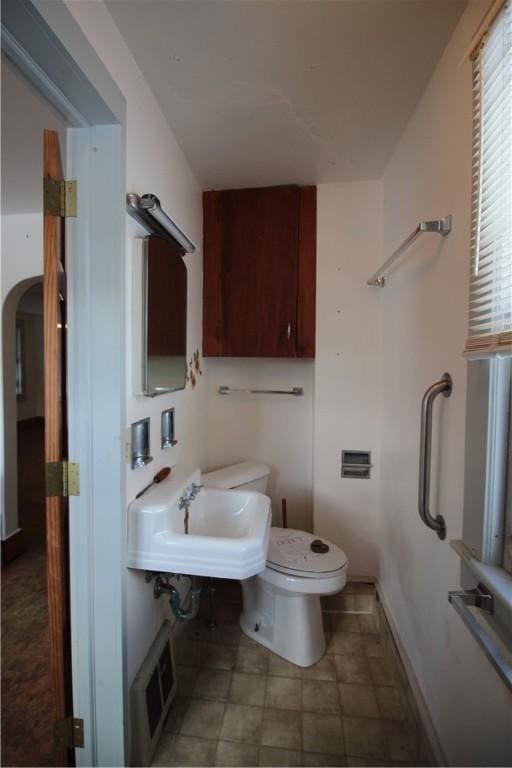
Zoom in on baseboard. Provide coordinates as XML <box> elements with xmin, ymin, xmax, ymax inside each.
<box><xmin>376</xmin><ymin>582</ymin><xmax>448</xmax><ymax>767</ymax></box>
<box><xmin>1</xmin><ymin>528</ymin><xmax>25</xmax><ymax>565</ymax></box>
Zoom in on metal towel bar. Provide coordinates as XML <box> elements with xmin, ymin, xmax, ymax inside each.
<box><xmin>418</xmin><ymin>373</ymin><xmax>452</xmax><ymax>539</ymax></box>
<box><xmin>219</xmin><ymin>386</ymin><xmax>304</xmax><ymax>396</ymax></box>
<box><xmin>367</xmin><ymin>216</ymin><xmax>452</xmax><ymax>287</ymax></box>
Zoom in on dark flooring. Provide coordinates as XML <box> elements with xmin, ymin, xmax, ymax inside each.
<box><xmin>1</xmin><ymin>419</ymin><xmax>54</xmax><ymax>767</ymax></box>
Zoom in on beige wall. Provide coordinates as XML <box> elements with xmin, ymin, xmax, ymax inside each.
<box><xmin>378</xmin><ymin>1</ymin><xmax>512</xmax><ymax>764</ymax></box>
<box><xmin>313</xmin><ymin>181</ymin><xmax>382</xmax><ymax>578</ymax></box>
<box><xmin>64</xmin><ymin>0</ymin><xmax>207</xmax><ymax>693</ymax></box>
<box><xmin>205</xmin><ymin>358</ymin><xmax>314</xmax><ymax>532</ymax></box>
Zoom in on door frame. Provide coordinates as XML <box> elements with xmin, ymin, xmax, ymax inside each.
<box><xmin>2</xmin><ymin>2</ymin><xmax>127</xmax><ymax>765</ymax></box>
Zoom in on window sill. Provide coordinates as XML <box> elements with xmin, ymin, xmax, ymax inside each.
<box><xmin>451</xmin><ymin>539</ymin><xmax>512</xmax><ymax>612</ymax></box>
<box><xmin>450</xmin><ymin>539</ymin><xmax>512</xmax><ymax>692</ymax></box>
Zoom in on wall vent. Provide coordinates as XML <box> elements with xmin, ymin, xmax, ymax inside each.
<box><xmin>341</xmin><ymin>450</ymin><xmax>372</xmax><ymax>479</ymax></box>
<box><xmin>130</xmin><ymin>620</ymin><xmax>177</xmax><ymax>766</ymax></box>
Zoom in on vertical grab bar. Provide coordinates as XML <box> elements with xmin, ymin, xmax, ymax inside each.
<box><xmin>418</xmin><ymin>373</ymin><xmax>452</xmax><ymax>540</ymax></box>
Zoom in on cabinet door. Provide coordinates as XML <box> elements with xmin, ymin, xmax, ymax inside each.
<box><xmin>203</xmin><ymin>186</ymin><xmax>299</xmax><ymax>357</ymax></box>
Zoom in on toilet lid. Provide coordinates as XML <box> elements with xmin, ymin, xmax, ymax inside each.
<box><xmin>267</xmin><ymin>527</ymin><xmax>348</xmax><ymax>578</ymax></box>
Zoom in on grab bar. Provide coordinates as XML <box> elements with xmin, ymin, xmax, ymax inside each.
<box><xmin>418</xmin><ymin>373</ymin><xmax>452</xmax><ymax>539</ymax></box>
<box><xmin>219</xmin><ymin>386</ymin><xmax>303</xmax><ymax>396</ymax></box>
<box><xmin>448</xmin><ymin>585</ymin><xmax>512</xmax><ymax>692</ymax></box>
<box><xmin>367</xmin><ymin>216</ymin><xmax>452</xmax><ymax>287</ymax></box>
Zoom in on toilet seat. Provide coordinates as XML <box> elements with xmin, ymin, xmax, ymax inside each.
<box><xmin>266</xmin><ymin>527</ymin><xmax>348</xmax><ymax>579</ymax></box>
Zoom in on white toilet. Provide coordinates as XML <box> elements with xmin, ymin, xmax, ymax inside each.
<box><xmin>202</xmin><ymin>461</ymin><xmax>348</xmax><ymax>667</ymax></box>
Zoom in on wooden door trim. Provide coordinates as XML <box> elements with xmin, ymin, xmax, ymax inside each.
<box><xmin>44</xmin><ymin>128</ymin><xmax>72</xmax><ymax>766</ymax></box>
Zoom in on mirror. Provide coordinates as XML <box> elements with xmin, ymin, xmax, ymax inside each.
<box><xmin>143</xmin><ymin>235</ymin><xmax>187</xmax><ymax>396</ymax></box>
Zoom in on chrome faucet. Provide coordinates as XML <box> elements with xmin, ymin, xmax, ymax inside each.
<box><xmin>179</xmin><ymin>483</ymin><xmax>203</xmax><ymax>534</ymax></box>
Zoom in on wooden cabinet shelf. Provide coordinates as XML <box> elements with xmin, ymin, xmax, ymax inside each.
<box><xmin>202</xmin><ymin>184</ymin><xmax>316</xmax><ymax>358</ymax></box>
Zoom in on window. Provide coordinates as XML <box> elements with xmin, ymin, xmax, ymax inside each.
<box><xmin>463</xmin><ymin>0</ymin><xmax>512</xmax><ymax>573</ymax></box>
<box><xmin>456</xmin><ymin>1</ymin><xmax>512</xmax><ymax>688</ymax></box>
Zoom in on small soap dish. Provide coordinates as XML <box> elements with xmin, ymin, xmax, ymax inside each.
<box><xmin>132</xmin><ymin>417</ymin><xmax>153</xmax><ymax>469</ymax></box>
<box><xmin>161</xmin><ymin>408</ymin><xmax>178</xmax><ymax>450</ymax></box>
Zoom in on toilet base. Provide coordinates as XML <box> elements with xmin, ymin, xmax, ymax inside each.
<box><xmin>239</xmin><ymin>574</ymin><xmax>327</xmax><ymax>667</ymax></box>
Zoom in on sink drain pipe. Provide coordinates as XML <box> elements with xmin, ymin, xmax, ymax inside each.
<box><xmin>151</xmin><ymin>573</ymin><xmax>202</xmax><ymax>623</ymax></box>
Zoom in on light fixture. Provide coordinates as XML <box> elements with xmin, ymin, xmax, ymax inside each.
<box><xmin>125</xmin><ymin>192</ymin><xmax>196</xmax><ymax>255</ymax></box>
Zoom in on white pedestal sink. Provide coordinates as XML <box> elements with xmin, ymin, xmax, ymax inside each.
<box><xmin>127</xmin><ymin>465</ymin><xmax>271</xmax><ymax>579</ymax></box>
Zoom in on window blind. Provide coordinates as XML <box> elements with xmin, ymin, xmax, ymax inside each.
<box><xmin>466</xmin><ymin>1</ymin><xmax>512</xmax><ymax>356</ymax></box>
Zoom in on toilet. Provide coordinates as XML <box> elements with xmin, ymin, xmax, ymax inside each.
<box><xmin>202</xmin><ymin>461</ymin><xmax>348</xmax><ymax>667</ymax></box>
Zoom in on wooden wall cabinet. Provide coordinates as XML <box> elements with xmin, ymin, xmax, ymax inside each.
<box><xmin>202</xmin><ymin>185</ymin><xmax>316</xmax><ymax>358</ymax></box>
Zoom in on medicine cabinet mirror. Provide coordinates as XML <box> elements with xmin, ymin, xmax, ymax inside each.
<box><xmin>143</xmin><ymin>235</ymin><xmax>187</xmax><ymax>396</ymax></box>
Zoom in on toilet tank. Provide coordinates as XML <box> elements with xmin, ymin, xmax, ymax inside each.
<box><xmin>202</xmin><ymin>461</ymin><xmax>270</xmax><ymax>493</ymax></box>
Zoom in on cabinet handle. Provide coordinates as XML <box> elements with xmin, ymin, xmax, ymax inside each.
<box><xmin>287</xmin><ymin>323</ymin><xmax>292</xmax><ymax>340</ymax></box>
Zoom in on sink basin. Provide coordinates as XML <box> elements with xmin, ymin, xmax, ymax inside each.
<box><xmin>127</xmin><ymin>465</ymin><xmax>271</xmax><ymax>579</ymax></box>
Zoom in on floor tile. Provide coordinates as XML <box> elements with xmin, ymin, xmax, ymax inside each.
<box><xmin>354</xmin><ymin>594</ymin><xmax>375</xmax><ymax>613</ymax></box>
<box><xmin>204</xmin><ymin>642</ymin><xmax>238</xmax><ymax>670</ymax></box>
<box><xmin>220</xmin><ymin>703</ymin><xmax>264</xmax><ymax>745</ymax></box>
<box><xmin>368</xmin><ymin>658</ymin><xmax>396</xmax><ymax>687</ymax></box>
<box><xmin>240</xmin><ymin>632</ymin><xmax>260</xmax><ymax>647</ymax></box>
<box><xmin>259</xmin><ymin>746</ymin><xmax>302</xmax><ymax>766</ymax></box>
<box><xmin>303</xmin><ymin>753</ymin><xmax>346</xmax><ymax>766</ymax></box>
<box><xmin>383</xmin><ymin>720</ymin><xmax>414</xmax><ymax>762</ymax></box>
<box><xmin>301</xmin><ymin>654</ymin><xmax>336</xmax><ymax>680</ymax></box>
<box><xmin>265</xmin><ymin>676</ymin><xmax>302</xmax><ymax>711</ymax></box>
<box><xmin>332</xmin><ymin>633</ymin><xmax>365</xmax><ymax>657</ymax></box>
<box><xmin>362</xmin><ymin>637</ymin><xmax>385</xmax><ymax>659</ymax></box>
<box><xmin>215</xmin><ymin>740</ymin><xmax>259</xmax><ymax>767</ymax></box>
<box><xmin>193</xmin><ymin>668</ymin><xmax>232</xmax><ymax>701</ymax></box>
<box><xmin>338</xmin><ymin>684</ymin><xmax>379</xmax><ymax>719</ymax></box>
<box><xmin>177</xmin><ymin>665</ymin><xmax>200</xmax><ymax>696</ymax></box>
<box><xmin>236</xmin><ymin>645</ymin><xmax>270</xmax><ymax>675</ymax></box>
<box><xmin>342</xmin><ymin>717</ymin><xmax>387</xmax><ymax>761</ymax></box>
<box><xmin>302</xmin><ymin>712</ymin><xmax>345</xmax><ymax>755</ymax></box>
<box><xmin>302</xmin><ymin>679</ymin><xmax>340</xmax><ymax>713</ymax></box>
<box><xmin>261</xmin><ymin>708</ymin><xmax>302</xmax><ymax>750</ymax></box>
<box><xmin>151</xmin><ymin>733</ymin><xmax>177</xmax><ymax>766</ymax></box>
<box><xmin>334</xmin><ymin>656</ymin><xmax>372</xmax><ymax>685</ymax></box>
<box><xmin>375</xmin><ymin>686</ymin><xmax>405</xmax><ymax>720</ymax></box>
<box><xmin>208</xmin><ymin>622</ymin><xmax>242</xmax><ymax>646</ymax></box>
<box><xmin>218</xmin><ymin>602</ymin><xmax>242</xmax><ymax>624</ymax></box>
<box><xmin>268</xmin><ymin>654</ymin><xmax>302</xmax><ymax>678</ymax></box>
<box><xmin>180</xmin><ymin>699</ymin><xmax>225</xmax><ymax>739</ymax></box>
<box><xmin>357</xmin><ymin>615</ymin><xmax>379</xmax><ymax>635</ymax></box>
<box><xmin>153</xmin><ymin>734</ymin><xmax>217</xmax><ymax>767</ymax></box>
<box><xmin>177</xmin><ymin>640</ymin><xmax>207</xmax><ymax>666</ymax></box>
<box><xmin>230</xmin><ymin>672</ymin><xmax>266</xmax><ymax>707</ymax></box>
<box><xmin>332</xmin><ymin>614</ymin><xmax>361</xmax><ymax>633</ymax></box>
<box><xmin>162</xmin><ymin>695</ymin><xmax>190</xmax><ymax>734</ymax></box>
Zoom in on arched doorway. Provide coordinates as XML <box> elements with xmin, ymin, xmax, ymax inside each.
<box><xmin>1</xmin><ymin>277</ymin><xmax>54</xmax><ymax>767</ymax></box>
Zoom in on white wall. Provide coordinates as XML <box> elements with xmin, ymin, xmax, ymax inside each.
<box><xmin>313</xmin><ymin>182</ymin><xmax>382</xmax><ymax>577</ymax></box>
<box><xmin>205</xmin><ymin>358</ymin><xmax>314</xmax><ymax>531</ymax></box>
<box><xmin>1</xmin><ymin>56</ymin><xmax>67</xmax><ymax>540</ymax></box>
<box><xmin>378</xmin><ymin>1</ymin><xmax>512</xmax><ymax>764</ymax></box>
<box><xmin>1</xmin><ymin>56</ymin><xmax>67</xmax><ymax>213</ymax></box>
<box><xmin>62</xmin><ymin>0</ymin><xmax>207</xmax><ymax>693</ymax></box>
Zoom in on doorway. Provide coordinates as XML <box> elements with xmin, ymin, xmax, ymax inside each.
<box><xmin>1</xmin><ymin>1</ymin><xmax>127</xmax><ymax>763</ymax></box>
<box><xmin>1</xmin><ymin>282</ymin><xmax>55</xmax><ymax>767</ymax></box>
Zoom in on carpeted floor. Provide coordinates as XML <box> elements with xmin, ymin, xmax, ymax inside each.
<box><xmin>1</xmin><ymin>418</ymin><xmax>54</xmax><ymax>767</ymax></box>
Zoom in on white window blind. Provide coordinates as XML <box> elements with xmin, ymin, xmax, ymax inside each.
<box><xmin>466</xmin><ymin>1</ymin><xmax>512</xmax><ymax>356</ymax></box>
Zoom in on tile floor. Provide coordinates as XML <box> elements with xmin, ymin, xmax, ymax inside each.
<box><xmin>152</xmin><ymin>581</ymin><xmax>417</xmax><ymax>767</ymax></box>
